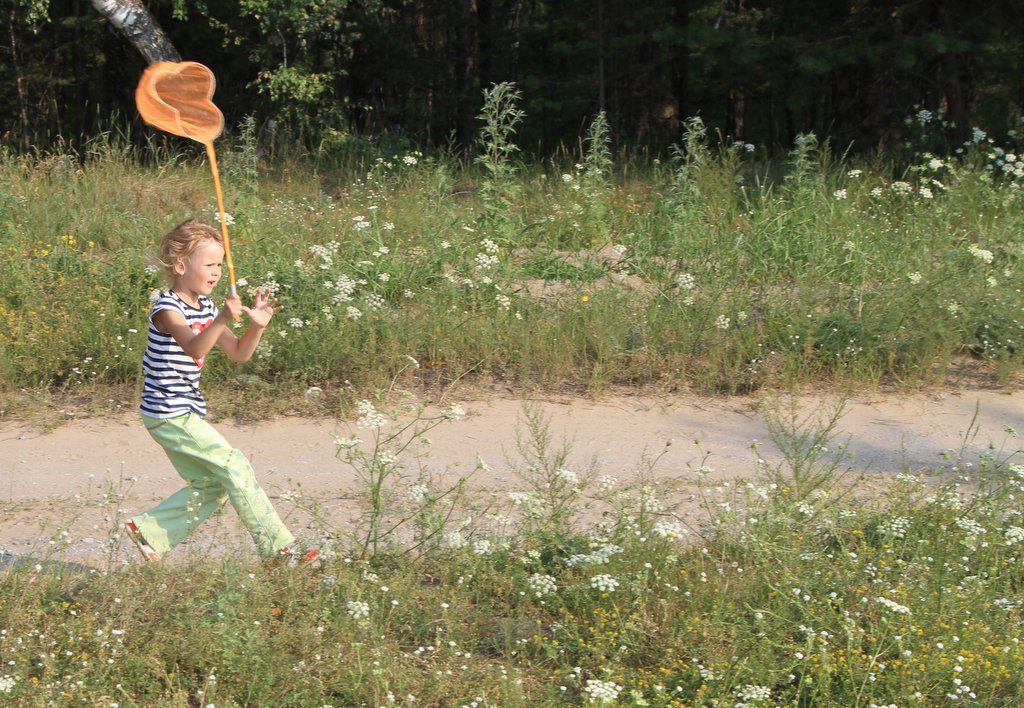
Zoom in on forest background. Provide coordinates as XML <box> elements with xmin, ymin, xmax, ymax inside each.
<box><xmin>5</xmin><ymin>0</ymin><xmax>1024</xmax><ymax>157</ymax></box>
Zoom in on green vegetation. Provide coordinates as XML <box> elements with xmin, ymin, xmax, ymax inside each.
<box><xmin>2</xmin><ymin>98</ymin><xmax>1024</xmax><ymax>419</ymax></box>
<box><xmin>2</xmin><ymin>401</ymin><xmax>1022</xmax><ymax>705</ymax></box>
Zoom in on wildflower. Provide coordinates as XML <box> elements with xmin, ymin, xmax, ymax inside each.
<box><xmin>555</xmin><ymin>467</ymin><xmax>579</xmax><ymax>485</ymax></box>
<box><xmin>481</xmin><ymin>238</ymin><xmax>499</xmax><ymax>254</ymax></box>
<box><xmin>474</xmin><ymin>253</ymin><xmax>499</xmax><ymax>270</ymax></box>
<box><xmin>833</xmin><ymin>189</ymin><xmax>847</xmax><ymax>200</ymax></box>
<box><xmin>214</xmin><ymin>211</ymin><xmax>235</xmax><ymax>226</ymax></box>
<box><xmin>528</xmin><ymin>573</ymin><xmax>557</xmax><ymax>597</ymax></box>
<box><xmin>408</xmin><ymin>483</ymin><xmax>429</xmax><ymax>503</ymax></box>
<box><xmin>847</xmin><ymin>169</ymin><xmax>863</xmax><ymax>178</ymax></box>
<box><xmin>472</xmin><ymin>539</ymin><xmax>492</xmax><ymax>555</ymax></box>
<box><xmin>443</xmin><ymin>403</ymin><xmax>466</xmax><ymax>420</ymax></box>
<box><xmin>968</xmin><ymin>244</ymin><xmax>994</xmax><ymax>264</ymax></box>
<box><xmin>287</xmin><ymin>317</ymin><xmax>304</xmax><ymax>329</ymax></box>
<box><xmin>972</xmin><ymin>127</ymin><xmax>987</xmax><ymax>142</ymax></box>
<box><xmin>346</xmin><ymin>306</ymin><xmax>363</xmax><ymax>320</ymax></box>
<box><xmin>916</xmin><ymin>109</ymin><xmax>933</xmax><ymax>124</ymax></box>
<box><xmin>590</xmin><ymin>574</ymin><xmax>620</xmax><ymax>592</ymax></box>
<box><xmin>955</xmin><ymin>517</ymin><xmax>986</xmax><ymax>536</ymax></box>
<box><xmin>0</xmin><ymin>676</ymin><xmax>14</xmax><ymax>694</ymax></box>
<box><xmin>1005</xmin><ymin>526</ymin><xmax>1024</xmax><ymax>545</ymax></box>
<box><xmin>734</xmin><ymin>684</ymin><xmax>772</xmax><ymax>702</ymax></box>
<box><xmin>870</xmin><ymin>186</ymin><xmax>884</xmax><ymax>197</ymax></box>
<box><xmin>402</xmin><ymin>154</ymin><xmax>418</xmax><ymax>166</ymax></box>
<box><xmin>876</xmin><ymin>596</ymin><xmax>912</xmax><ymax>615</ymax></box>
<box><xmin>305</xmin><ymin>386</ymin><xmax>323</xmax><ymax>397</ymax></box>
<box><xmin>652</xmin><ymin>519</ymin><xmax>685</xmax><ymax>540</ymax></box>
<box><xmin>336</xmin><ymin>436</ymin><xmax>361</xmax><ymax>449</ymax></box>
<box><xmin>907</xmin><ymin>272</ymin><xmax>922</xmax><ymax>284</ymax></box>
<box><xmin>611</xmin><ymin>243</ymin><xmax>628</xmax><ymax>257</ymax></box>
<box><xmin>890</xmin><ymin>181</ymin><xmax>913</xmax><ymax>195</ymax></box>
<box><xmin>562</xmin><ymin>173</ymin><xmax>574</xmax><ymax>183</ymax></box>
<box><xmin>919</xmin><ymin>186</ymin><xmax>933</xmax><ymax>199</ymax></box>
<box><xmin>676</xmin><ymin>272</ymin><xmax>696</xmax><ymax>291</ymax></box>
<box><xmin>879</xmin><ymin>516</ymin><xmax>911</xmax><ymax>539</ymax></box>
<box><xmin>715</xmin><ymin>315</ymin><xmax>731</xmax><ymax>330</ymax></box>
<box><xmin>346</xmin><ymin>601</ymin><xmax>370</xmax><ymax>620</ymax></box>
<box><xmin>355</xmin><ymin>400</ymin><xmax>388</xmax><ymax>429</ymax></box>
<box><xmin>596</xmin><ymin>475</ymin><xmax>618</xmax><ymax>492</ymax></box>
<box><xmin>928</xmin><ymin>157</ymin><xmax>944</xmax><ymax>171</ymax></box>
<box><xmin>582</xmin><ymin>679</ymin><xmax>622</xmax><ymax>705</ymax></box>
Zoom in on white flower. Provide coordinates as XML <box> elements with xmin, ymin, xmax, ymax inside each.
<box><xmin>335</xmin><ymin>436</ymin><xmax>362</xmax><ymax>449</ymax></box>
<box><xmin>907</xmin><ymin>272</ymin><xmax>922</xmax><ymax>284</ymax></box>
<box><xmin>528</xmin><ymin>573</ymin><xmax>557</xmax><ymax>598</ymax></box>
<box><xmin>590</xmin><ymin>574</ymin><xmax>620</xmax><ymax>592</ymax></box>
<box><xmin>562</xmin><ymin>173</ymin><xmax>574</xmax><ymax>183</ymax></box>
<box><xmin>555</xmin><ymin>467</ymin><xmax>579</xmax><ymax>485</ymax></box>
<box><xmin>652</xmin><ymin>519</ymin><xmax>685</xmax><ymax>540</ymax></box>
<box><xmin>876</xmin><ymin>596</ymin><xmax>912</xmax><ymax>615</ymax></box>
<box><xmin>355</xmin><ymin>400</ymin><xmax>388</xmax><ymax>429</ymax></box>
<box><xmin>734</xmin><ymin>684</ymin><xmax>772</xmax><ymax>702</ymax></box>
<box><xmin>847</xmin><ymin>169</ymin><xmax>863</xmax><ymax>178</ymax></box>
<box><xmin>968</xmin><ymin>244</ymin><xmax>994</xmax><ymax>264</ymax></box>
<box><xmin>715</xmin><ymin>315</ymin><xmax>731</xmax><ymax>330</ymax></box>
<box><xmin>346</xmin><ymin>601</ymin><xmax>370</xmax><ymax>620</ymax></box>
<box><xmin>214</xmin><ymin>211</ymin><xmax>235</xmax><ymax>226</ymax></box>
<box><xmin>443</xmin><ymin>404</ymin><xmax>466</xmax><ymax>420</ymax></box>
<box><xmin>472</xmin><ymin>539</ymin><xmax>492</xmax><ymax>555</ymax></box>
<box><xmin>676</xmin><ymin>272</ymin><xmax>696</xmax><ymax>291</ymax></box>
<box><xmin>408</xmin><ymin>483</ymin><xmax>429</xmax><ymax>503</ymax></box>
<box><xmin>346</xmin><ymin>306</ymin><xmax>363</xmax><ymax>320</ymax></box>
<box><xmin>402</xmin><ymin>154</ymin><xmax>418</xmax><ymax>165</ymax></box>
<box><xmin>833</xmin><ymin>189</ymin><xmax>848</xmax><ymax>200</ymax></box>
<box><xmin>582</xmin><ymin>679</ymin><xmax>622</xmax><ymax>705</ymax></box>
<box><xmin>1004</xmin><ymin>526</ymin><xmax>1024</xmax><ymax>545</ymax></box>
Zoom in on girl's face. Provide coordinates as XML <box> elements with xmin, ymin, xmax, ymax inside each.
<box><xmin>174</xmin><ymin>238</ymin><xmax>225</xmax><ymax>300</ymax></box>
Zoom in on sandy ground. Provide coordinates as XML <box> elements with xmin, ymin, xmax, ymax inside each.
<box><xmin>2</xmin><ymin>388</ymin><xmax>1022</xmax><ymax>566</ymax></box>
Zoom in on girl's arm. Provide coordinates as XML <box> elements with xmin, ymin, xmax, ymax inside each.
<box><xmin>152</xmin><ymin>307</ymin><xmax>233</xmax><ymax>362</ymax></box>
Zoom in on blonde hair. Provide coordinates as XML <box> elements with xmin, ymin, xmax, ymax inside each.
<box><xmin>157</xmin><ymin>219</ymin><xmax>223</xmax><ymax>280</ymax></box>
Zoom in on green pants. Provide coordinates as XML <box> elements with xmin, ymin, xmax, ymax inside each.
<box><xmin>133</xmin><ymin>412</ymin><xmax>294</xmax><ymax>559</ymax></box>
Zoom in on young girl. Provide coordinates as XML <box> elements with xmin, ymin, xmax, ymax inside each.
<box><xmin>125</xmin><ymin>219</ymin><xmax>317</xmax><ymax>566</ymax></box>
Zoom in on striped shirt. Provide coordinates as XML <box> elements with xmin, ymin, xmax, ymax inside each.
<box><xmin>139</xmin><ymin>291</ymin><xmax>219</xmax><ymax>418</ymax></box>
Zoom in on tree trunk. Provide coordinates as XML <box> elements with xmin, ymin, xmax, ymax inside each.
<box><xmin>89</xmin><ymin>0</ymin><xmax>180</xmax><ymax>64</ymax></box>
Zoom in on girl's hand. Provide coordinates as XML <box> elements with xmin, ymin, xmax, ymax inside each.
<box><xmin>241</xmin><ymin>288</ymin><xmax>284</xmax><ymax>328</ymax></box>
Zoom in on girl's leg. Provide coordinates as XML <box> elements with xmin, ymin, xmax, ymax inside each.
<box><xmin>137</xmin><ymin>413</ymin><xmax>295</xmax><ymax>558</ymax></box>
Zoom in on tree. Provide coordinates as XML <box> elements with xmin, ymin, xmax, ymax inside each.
<box><xmin>89</xmin><ymin>0</ymin><xmax>179</xmax><ymax>63</ymax></box>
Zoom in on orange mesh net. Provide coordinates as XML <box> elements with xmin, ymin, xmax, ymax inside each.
<box><xmin>135</xmin><ymin>61</ymin><xmax>237</xmax><ymax>296</ymax></box>
<box><xmin>135</xmin><ymin>61</ymin><xmax>224</xmax><ymax>143</ymax></box>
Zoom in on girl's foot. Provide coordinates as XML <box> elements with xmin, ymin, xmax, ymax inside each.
<box><xmin>125</xmin><ymin>520</ymin><xmax>161</xmax><ymax>562</ymax></box>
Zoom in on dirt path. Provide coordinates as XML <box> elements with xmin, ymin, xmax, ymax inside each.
<box><xmin>2</xmin><ymin>388</ymin><xmax>1022</xmax><ymax>565</ymax></box>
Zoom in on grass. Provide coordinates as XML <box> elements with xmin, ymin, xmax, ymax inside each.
<box><xmin>1</xmin><ymin>399</ymin><xmax>1022</xmax><ymax>705</ymax></box>
<box><xmin>2</xmin><ymin>101</ymin><xmax>1024</xmax><ymax>703</ymax></box>
<box><xmin>2</xmin><ymin>110</ymin><xmax>1024</xmax><ymax>419</ymax></box>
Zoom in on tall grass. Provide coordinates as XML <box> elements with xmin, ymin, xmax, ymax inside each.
<box><xmin>1</xmin><ymin>101</ymin><xmax>1023</xmax><ymax>416</ymax></box>
<box><xmin>2</xmin><ymin>400</ymin><xmax>1022</xmax><ymax>705</ymax></box>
